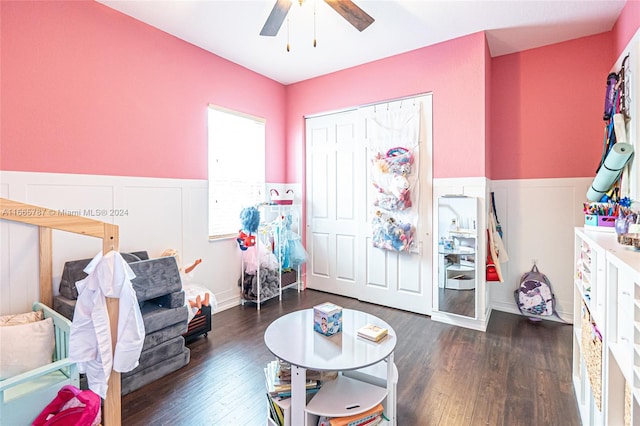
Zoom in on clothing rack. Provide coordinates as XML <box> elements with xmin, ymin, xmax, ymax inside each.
<box><xmin>0</xmin><ymin>197</ymin><xmax>122</xmax><ymax>425</ymax></box>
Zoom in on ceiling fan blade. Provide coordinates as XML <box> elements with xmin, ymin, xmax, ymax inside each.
<box><xmin>324</xmin><ymin>0</ymin><xmax>374</xmax><ymax>32</ymax></box>
<box><xmin>260</xmin><ymin>0</ymin><xmax>293</xmax><ymax>36</ymax></box>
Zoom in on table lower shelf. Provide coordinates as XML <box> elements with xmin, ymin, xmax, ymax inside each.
<box><xmin>268</xmin><ymin>361</ymin><xmax>397</xmax><ymax>425</ymax></box>
<box><xmin>305</xmin><ymin>375</ymin><xmax>387</xmax><ymax>417</ymax></box>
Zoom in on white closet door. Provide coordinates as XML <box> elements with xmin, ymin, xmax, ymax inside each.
<box><xmin>305</xmin><ymin>95</ymin><xmax>433</xmax><ymax>315</ymax></box>
<box><xmin>305</xmin><ymin>109</ymin><xmax>365</xmax><ymax>299</ymax></box>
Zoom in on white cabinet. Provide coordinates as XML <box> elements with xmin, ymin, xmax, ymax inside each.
<box><xmin>573</xmin><ymin>228</ymin><xmax>640</xmax><ymax>425</ymax></box>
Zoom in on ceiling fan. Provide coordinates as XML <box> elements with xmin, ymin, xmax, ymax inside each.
<box><xmin>260</xmin><ymin>0</ymin><xmax>375</xmax><ymax>37</ymax></box>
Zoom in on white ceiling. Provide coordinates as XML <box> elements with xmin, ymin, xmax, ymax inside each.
<box><xmin>98</xmin><ymin>0</ymin><xmax>626</xmax><ymax>85</ymax></box>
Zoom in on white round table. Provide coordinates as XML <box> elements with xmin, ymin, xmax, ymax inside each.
<box><xmin>264</xmin><ymin>308</ymin><xmax>397</xmax><ymax>425</ymax></box>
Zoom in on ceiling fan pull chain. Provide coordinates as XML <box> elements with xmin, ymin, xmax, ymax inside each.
<box><xmin>286</xmin><ymin>16</ymin><xmax>291</xmax><ymax>52</ymax></box>
<box><xmin>313</xmin><ymin>0</ymin><xmax>317</xmax><ymax>47</ymax></box>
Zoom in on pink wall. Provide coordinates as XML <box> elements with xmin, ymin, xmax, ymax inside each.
<box><xmin>285</xmin><ymin>32</ymin><xmax>488</xmax><ymax>182</ymax></box>
<box><xmin>613</xmin><ymin>0</ymin><xmax>640</xmax><ymax>57</ymax></box>
<box><xmin>485</xmin><ymin>36</ymin><xmax>493</xmax><ymax>179</ymax></box>
<box><xmin>490</xmin><ymin>33</ymin><xmax>614</xmax><ymax>180</ymax></box>
<box><xmin>0</xmin><ymin>1</ymin><xmax>287</xmax><ymax>181</ymax></box>
<box><xmin>2</xmin><ymin>2</ymin><xmax>638</xmax><ymax>184</ymax></box>
<box><xmin>490</xmin><ymin>0</ymin><xmax>639</xmax><ymax>181</ymax></box>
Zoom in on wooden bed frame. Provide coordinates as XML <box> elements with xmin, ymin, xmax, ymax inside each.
<box><xmin>0</xmin><ymin>197</ymin><xmax>122</xmax><ymax>425</ymax></box>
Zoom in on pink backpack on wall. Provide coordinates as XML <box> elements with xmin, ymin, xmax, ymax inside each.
<box><xmin>32</xmin><ymin>385</ymin><xmax>101</xmax><ymax>426</ymax></box>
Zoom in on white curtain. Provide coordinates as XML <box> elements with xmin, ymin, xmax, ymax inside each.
<box><xmin>368</xmin><ymin>103</ymin><xmax>421</xmax><ymax>252</ymax></box>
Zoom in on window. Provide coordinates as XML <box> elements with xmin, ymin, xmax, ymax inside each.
<box><xmin>208</xmin><ymin>105</ymin><xmax>265</xmax><ymax>239</ymax></box>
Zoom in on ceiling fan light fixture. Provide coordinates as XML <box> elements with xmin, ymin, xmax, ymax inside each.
<box><xmin>261</xmin><ymin>0</ymin><xmax>374</xmax><ymax>40</ymax></box>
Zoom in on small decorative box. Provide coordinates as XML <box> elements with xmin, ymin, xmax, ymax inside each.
<box><xmin>597</xmin><ymin>215</ymin><xmax>615</xmax><ymax>227</ymax></box>
<box><xmin>585</xmin><ymin>214</ymin><xmax>616</xmax><ymax>228</ymax></box>
<box><xmin>585</xmin><ymin>214</ymin><xmax>598</xmax><ymax>227</ymax></box>
<box><xmin>313</xmin><ymin>302</ymin><xmax>342</xmax><ymax>336</ymax></box>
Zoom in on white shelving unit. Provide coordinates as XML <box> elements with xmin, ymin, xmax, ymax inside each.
<box><xmin>573</xmin><ymin>29</ymin><xmax>640</xmax><ymax>426</ymax></box>
<box><xmin>573</xmin><ymin>228</ymin><xmax>640</xmax><ymax>425</ymax></box>
<box><xmin>240</xmin><ymin>203</ymin><xmax>303</xmax><ymax>309</ymax></box>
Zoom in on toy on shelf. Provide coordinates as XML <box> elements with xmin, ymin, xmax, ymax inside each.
<box><xmin>237</xmin><ymin>206</ymin><xmax>260</xmax><ymax>250</ymax></box>
<box><xmin>236</xmin><ymin>231</ymin><xmax>256</xmax><ymax>251</ymax></box>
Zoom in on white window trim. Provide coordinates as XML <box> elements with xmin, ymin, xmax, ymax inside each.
<box><xmin>207</xmin><ymin>104</ymin><xmax>266</xmax><ymax>240</ymax></box>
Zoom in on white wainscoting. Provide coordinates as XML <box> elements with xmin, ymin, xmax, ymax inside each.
<box><xmin>434</xmin><ymin>176</ymin><xmax>591</xmax><ymax>325</ymax></box>
<box><xmin>2</xmin><ymin>171</ymin><xmax>589</xmax><ymax>323</ymax></box>
<box><xmin>489</xmin><ymin>177</ymin><xmax>592</xmax><ymax>323</ymax></box>
<box><xmin>0</xmin><ymin>171</ymin><xmax>300</xmax><ymax>315</ymax></box>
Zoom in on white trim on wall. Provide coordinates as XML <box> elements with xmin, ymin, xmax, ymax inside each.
<box><xmin>2</xmin><ymin>171</ymin><xmax>591</xmax><ymax>324</ymax></box>
<box><xmin>0</xmin><ymin>171</ymin><xmax>243</xmax><ymax>315</ymax></box>
<box><xmin>489</xmin><ymin>177</ymin><xmax>592</xmax><ymax>322</ymax></box>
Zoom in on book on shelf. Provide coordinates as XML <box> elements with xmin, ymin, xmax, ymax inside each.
<box><xmin>278</xmin><ymin>359</ymin><xmax>338</xmax><ymax>382</ymax></box>
<box><xmin>267</xmin><ymin>393</ymin><xmax>292</xmax><ymax>426</ymax></box>
<box><xmin>266</xmin><ymin>393</ymin><xmax>284</xmax><ymax>426</ymax></box>
<box><xmin>264</xmin><ymin>360</ymin><xmax>321</xmax><ymax>398</ymax></box>
<box><xmin>357</xmin><ymin>324</ymin><xmax>388</xmax><ymax>342</ymax></box>
<box><xmin>327</xmin><ymin>403</ymin><xmax>384</xmax><ymax>426</ymax></box>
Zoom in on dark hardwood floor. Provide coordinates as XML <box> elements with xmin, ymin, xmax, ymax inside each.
<box><xmin>122</xmin><ymin>288</ymin><xmax>580</xmax><ymax>426</ymax></box>
<box><xmin>438</xmin><ymin>288</ymin><xmax>475</xmax><ymax>317</ymax></box>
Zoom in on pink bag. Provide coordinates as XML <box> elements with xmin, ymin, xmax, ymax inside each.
<box><xmin>32</xmin><ymin>385</ymin><xmax>101</xmax><ymax>426</ymax></box>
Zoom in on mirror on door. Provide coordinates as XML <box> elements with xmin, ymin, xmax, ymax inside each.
<box><xmin>437</xmin><ymin>196</ymin><xmax>478</xmax><ymax>318</ymax></box>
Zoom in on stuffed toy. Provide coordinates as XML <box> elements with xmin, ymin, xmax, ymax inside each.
<box><xmin>373</xmin><ymin>147</ymin><xmax>414</xmax><ymax>175</ymax></box>
<box><xmin>236</xmin><ymin>231</ymin><xmax>256</xmax><ymax>251</ymax></box>
<box><xmin>372</xmin><ymin>173</ymin><xmax>412</xmax><ymax>211</ymax></box>
<box><xmin>372</xmin><ymin>172</ymin><xmax>408</xmax><ymax>196</ymax></box>
<box><xmin>371</xmin><ymin>210</ymin><xmax>414</xmax><ymax>252</ymax></box>
<box><xmin>237</xmin><ymin>206</ymin><xmax>260</xmax><ymax>250</ymax></box>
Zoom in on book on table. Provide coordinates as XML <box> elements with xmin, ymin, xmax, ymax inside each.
<box><xmin>357</xmin><ymin>324</ymin><xmax>388</xmax><ymax>342</ymax></box>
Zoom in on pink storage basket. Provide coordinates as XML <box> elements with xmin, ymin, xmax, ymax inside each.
<box><xmin>270</xmin><ymin>189</ymin><xmax>294</xmax><ymax>205</ymax></box>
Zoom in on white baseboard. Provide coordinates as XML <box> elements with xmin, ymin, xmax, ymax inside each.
<box><xmin>491</xmin><ymin>300</ymin><xmax>574</xmax><ymax>324</ymax></box>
